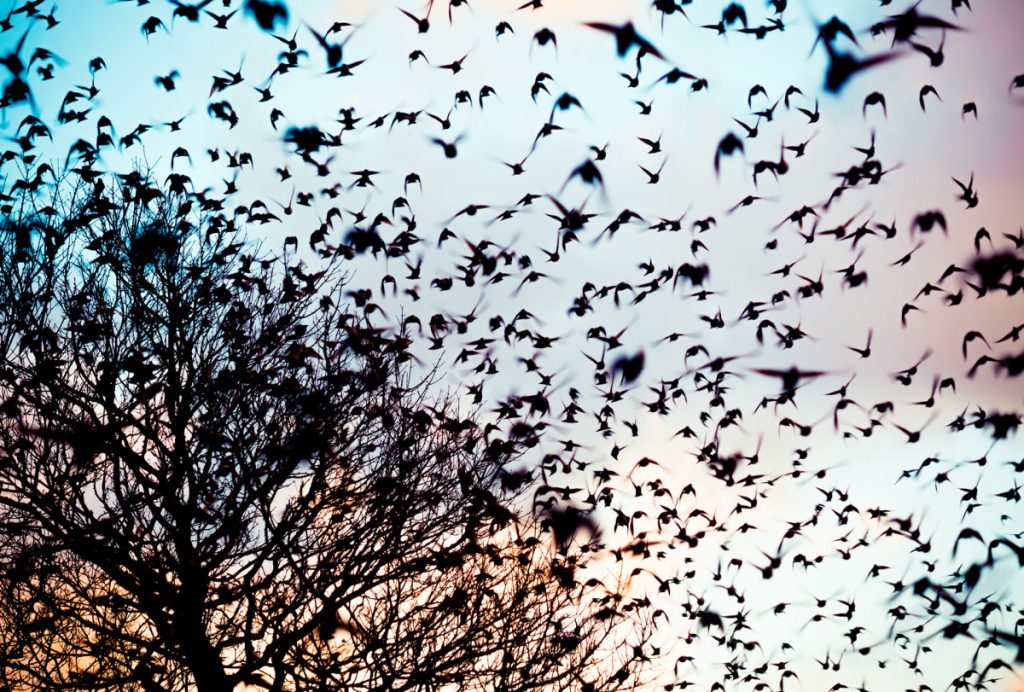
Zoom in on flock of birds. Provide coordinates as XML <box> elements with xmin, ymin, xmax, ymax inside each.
<box><xmin>2</xmin><ymin>0</ymin><xmax>1024</xmax><ymax>689</ymax></box>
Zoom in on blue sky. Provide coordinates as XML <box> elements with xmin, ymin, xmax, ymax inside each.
<box><xmin>3</xmin><ymin>0</ymin><xmax>1024</xmax><ymax>689</ymax></box>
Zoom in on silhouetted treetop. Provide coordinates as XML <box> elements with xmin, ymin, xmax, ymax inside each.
<box><xmin>0</xmin><ymin>171</ymin><xmax>653</xmax><ymax>691</ymax></box>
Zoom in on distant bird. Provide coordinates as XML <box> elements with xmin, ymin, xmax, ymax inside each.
<box><xmin>919</xmin><ymin>84</ymin><xmax>941</xmax><ymax>110</ymax></box>
<box><xmin>715</xmin><ymin>132</ymin><xmax>744</xmax><ymax>176</ymax></box>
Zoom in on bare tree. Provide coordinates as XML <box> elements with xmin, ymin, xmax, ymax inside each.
<box><xmin>0</xmin><ymin>170</ymin><xmax>654</xmax><ymax>691</ymax></box>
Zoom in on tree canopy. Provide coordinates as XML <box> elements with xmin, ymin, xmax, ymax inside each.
<box><xmin>0</xmin><ymin>172</ymin><xmax>653</xmax><ymax>691</ymax></box>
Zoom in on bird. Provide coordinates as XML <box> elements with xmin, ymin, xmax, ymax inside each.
<box><xmin>863</xmin><ymin>91</ymin><xmax>887</xmax><ymax>118</ymax></box>
<box><xmin>918</xmin><ymin>84</ymin><xmax>941</xmax><ymax>110</ymax></box>
<box><xmin>244</xmin><ymin>1</ymin><xmax>289</xmax><ymax>32</ymax></box>
<box><xmin>430</xmin><ymin>134</ymin><xmax>465</xmax><ymax>159</ymax></box>
<box><xmin>822</xmin><ymin>41</ymin><xmax>903</xmax><ymax>93</ymax></box>
<box><xmin>952</xmin><ymin>174</ymin><xmax>979</xmax><ymax>208</ymax></box>
<box><xmin>715</xmin><ymin>133</ymin><xmax>744</xmax><ymax>176</ymax></box>
<box><xmin>584</xmin><ymin>21</ymin><xmax>664</xmax><ymax>60</ymax></box>
<box><xmin>154</xmin><ymin>70</ymin><xmax>180</xmax><ymax>92</ymax></box>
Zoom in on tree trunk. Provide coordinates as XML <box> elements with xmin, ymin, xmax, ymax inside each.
<box><xmin>179</xmin><ymin>614</ymin><xmax>232</xmax><ymax>692</ymax></box>
<box><xmin>175</xmin><ymin>561</ymin><xmax>231</xmax><ymax>691</ymax></box>
<box><xmin>188</xmin><ymin>646</ymin><xmax>232</xmax><ymax>692</ymax></box>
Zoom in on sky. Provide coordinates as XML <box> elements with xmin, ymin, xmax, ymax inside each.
<box><xmin>2</xmin><ymin>0</ymin><xmax>1024</xmax><ymax>689</ymax></box>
